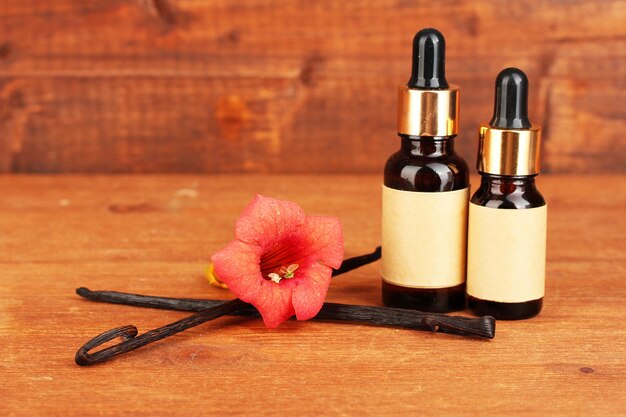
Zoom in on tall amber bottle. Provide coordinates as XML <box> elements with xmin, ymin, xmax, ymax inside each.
<box><xmin>381</xmin><ymin>28</ymin><xmax>469</xmax><ymax>312</ymax></box>
<box><xmin>467</xmin><ymin>67</ymin><xmax>547</xmax><ymax>320</ymax></box>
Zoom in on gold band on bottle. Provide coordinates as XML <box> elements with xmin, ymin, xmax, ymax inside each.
<box><xmin>477</xmin><ymin>126</ymin><xmax>542</xmax><ymax>175</ymax></box>
<box><xmin>397</xmin><ymin>85</ymin><xmax>460</xmax><ymax>137</ymax></box>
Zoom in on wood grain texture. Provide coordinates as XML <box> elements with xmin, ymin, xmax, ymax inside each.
<box><xmin>0</xmin><ymin>1</ymin><xmax>625</xmax><ymax>173</ymax></box>
<box><xmin>1</xmin><ymin>174</ymin><xmax>625</xmax><ymax>416</ymax></box>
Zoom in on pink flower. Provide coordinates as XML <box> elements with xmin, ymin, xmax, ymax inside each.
<box><xmin>211</xmin><ymin>195</ymin><xmax>344</xmax><ymax>328</ymax></box>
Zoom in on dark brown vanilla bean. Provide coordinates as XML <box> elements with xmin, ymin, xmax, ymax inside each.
<box><xmin>74</xmin><ymin>247</ymin><xmax>382</xmax><ymax>366</ymax></box>
<box><xmin>332</xmin><ymin>246</ymin><xmax>381</xmax><ymax>276</ymax></box>
<box><xmin>75</xmin><ymin>299</ymin><xmax>246</xmax><ymax>366</ymax></box>
<box><xmin>76</xmin><ymin>288</ymin><xmax>495</xmax><ymax>339</ymax></box>
<box><xmin>75</xmin><ymin>247</ymin><xmax>492</xmax><ymax>366</ymax></box>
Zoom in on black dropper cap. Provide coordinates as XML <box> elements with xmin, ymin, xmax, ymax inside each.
<box><xmin>407</xmin><ymin>28</ymin><xmax>449</xmax><ymax>90</ymax></box>
<box><xmin>489</xmin><ymin>67</ymin><xmax>531</xmax><ymax>129</ymax></box>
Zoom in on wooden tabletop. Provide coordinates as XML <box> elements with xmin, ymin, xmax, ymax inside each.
<box><xmin>1</xmin><ymin>175</ymin><xmax>624</xmax><ymax>416</ymax></box>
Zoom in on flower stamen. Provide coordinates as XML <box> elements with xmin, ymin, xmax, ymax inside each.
<box><xmin>267</xmin><ymin>264</ymin><xmax>299</xmax><ymax>283</ymax></box>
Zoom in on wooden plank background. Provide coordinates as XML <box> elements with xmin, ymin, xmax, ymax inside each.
<box><xmin>1</xmin><ymin>0</ymin><xmax>625</xmax><ymax>173</ymax></box>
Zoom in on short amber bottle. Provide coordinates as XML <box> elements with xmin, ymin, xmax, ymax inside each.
<box><xmin>381</xmin><ymin>28</ymin><xmax>469</xmax><ymax>313</ymax></box>
<box><xmin>467</xmin><ymin>68</ymin><xmax>547</xmax><ymax>320</ymax></box>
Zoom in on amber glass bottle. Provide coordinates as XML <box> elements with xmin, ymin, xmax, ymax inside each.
<box><xmin>381</xmin><ymin>28</ymin><xmax>469</xmax><ymax>312</ymax></box>
<box><xmin>467</xmin><ymin>68</ymin><xmax>547</xmax><ymax>320</ymax></box>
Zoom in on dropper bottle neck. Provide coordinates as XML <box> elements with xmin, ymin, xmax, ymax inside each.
<box><xmin>400</xmin><ymin>134</ymin><xmax>457</xmax><ymax>157</ymax></box>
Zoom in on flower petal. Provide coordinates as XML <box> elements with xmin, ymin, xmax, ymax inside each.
<box><xmin>211</xmin><ymin>195</ymin><xmax>344</xmax><ymax>328</ymax></box>
<box><xmin>235</xmin><ymin>195</ymin><xmax>306</xmax><ymax>250</ymax></box>
<box><xmin>211</xmin><ymin>239</ymin><xmax>298</xmax><ymax>328</ymax></box>
<box><xmin>291</xmin><ymin>261</ymin><xmax>334</xmax><ymax>321</ymax></box>
<box><xmin>290</xmin><ymin>216</ymin><xmax>344</xmax><ymax>269</ymax></box>
<box><xmin>250</xmin><ymin>281</ymin><xmax>296</xmax><ymax>328</ymax></box>
<box><xmin>211</xmin><ymin>240</ymin><xmax>263</xmax><ymax>302</ymax></box>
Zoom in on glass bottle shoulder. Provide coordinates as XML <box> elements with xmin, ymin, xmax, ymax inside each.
<box><xmin>384</xmin><ymin>136</ymin><xmax>469</xmax><ymax>192</ymax></box>
<box><xmin>471</xmin><ymin>174</ymin><xmax>545</xmax><ymax>209</ymax></box>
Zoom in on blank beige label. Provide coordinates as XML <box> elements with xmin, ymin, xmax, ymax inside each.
<box><xmin>467</xmin><ymin>203</ymin><xmax>547</xmax><ymax>302</ymax></box>
<box><xmin>381</xmin><ymin>186</ymin><xmax>469</xmax><ymax>288</ymax></box>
